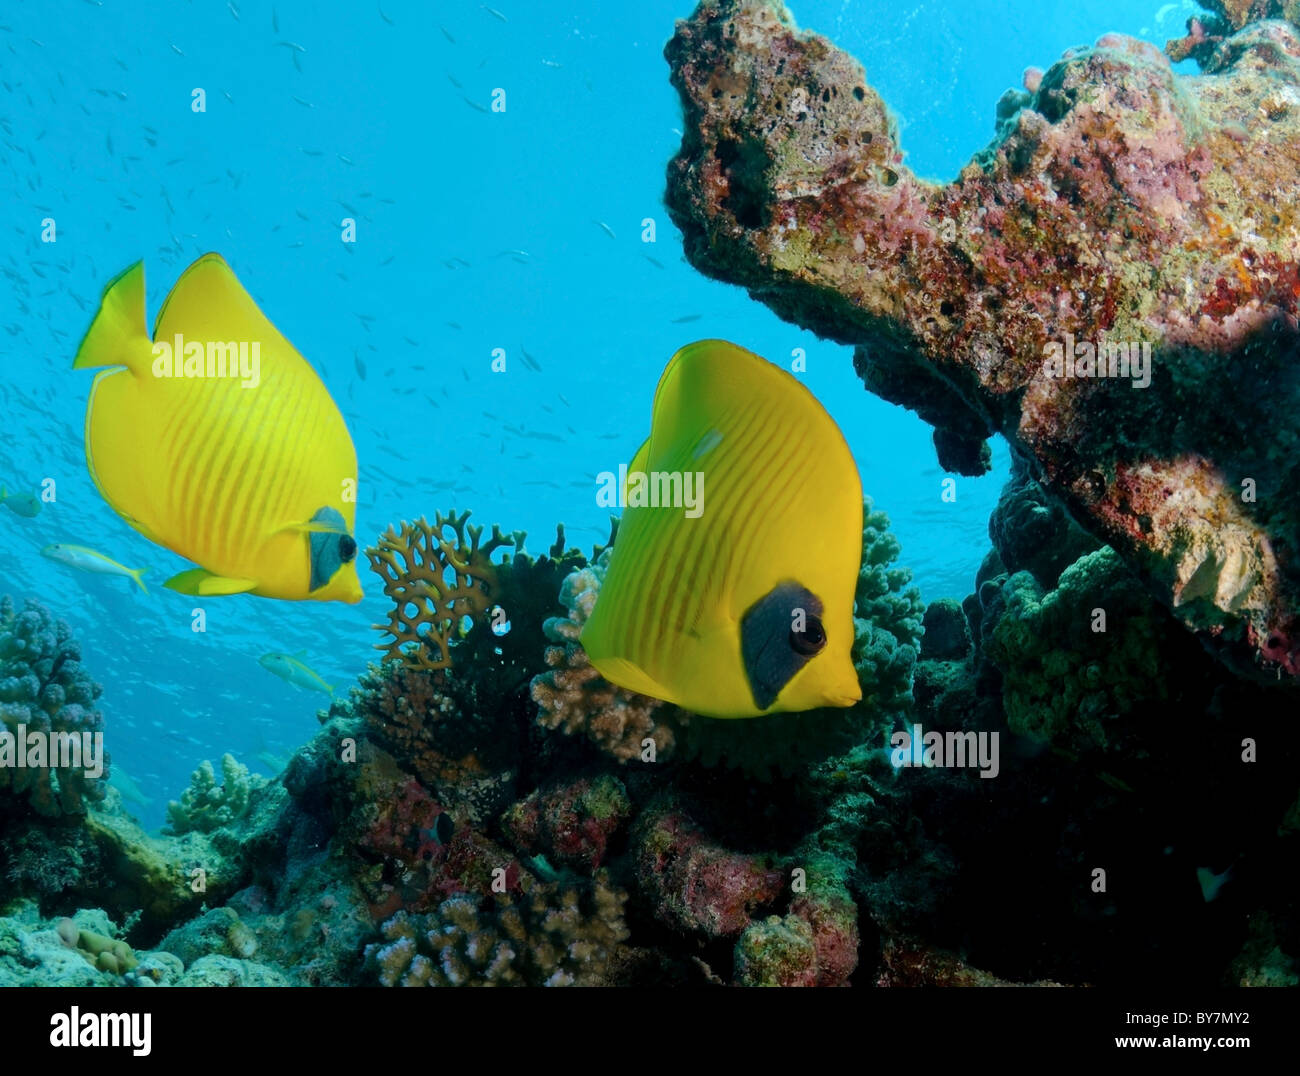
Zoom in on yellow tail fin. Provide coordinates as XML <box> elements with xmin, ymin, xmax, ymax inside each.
<box><xmin>73</xmin><ymin>261</ymin><xmax>152</xmax><ymax>374</ymax></box>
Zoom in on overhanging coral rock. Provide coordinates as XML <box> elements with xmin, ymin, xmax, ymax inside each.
<box><xmin>665</xmin><ymin>0</ymin><xmax>1300</xmax><ymax>682</ymax></box>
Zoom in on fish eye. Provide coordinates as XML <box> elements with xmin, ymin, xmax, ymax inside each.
<box><xmin>338</xmin><ymin>535</ymin><xmax>357</xmax><ymax>563</ymax></box>
<box><xmin>789</xmin><ymin>615</ymin><xmax>826</xmax><ymax>655</ymax></box>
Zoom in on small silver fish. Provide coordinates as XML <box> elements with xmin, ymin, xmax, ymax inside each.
<box><xmin>42</xmin><ymin>543</ymin><xmax>148</xmax><ymax>592</ymax></box>
<box><xmin>259</xmin><ymin>651</ymin><xmax>334</xmax><ymax>695</ymax></box>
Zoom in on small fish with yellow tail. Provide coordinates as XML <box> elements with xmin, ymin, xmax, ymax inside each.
<box><xmin>581</xmin><ymin>339</ymin><xmax>863</xmax><ymax>718</ymax></box>
<box><xmin>42</xmin><ymin>543</ymin><xmax>149</xmax><ymax>593</ymax></box>
<box><xmin>72</xmin><ymin>253</ymin><xmax>362</xmax><ymax>603</ymax></box>
<box><xmin>259</xmin><ymin>651</ymin><xmax>334</xmax><ymax>695</ymax></box>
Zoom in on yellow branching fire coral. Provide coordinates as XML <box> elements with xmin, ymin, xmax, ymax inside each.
<box><xmin>366</xmin><ymin>510</ymin><xmax>519</xmax><ymax>673</ymax></box>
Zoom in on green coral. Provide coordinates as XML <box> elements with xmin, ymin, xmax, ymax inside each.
<box><xmin>983</xmin><ymin>548</ymin><xmax>1175</xmax><ymax>754</ymax></box>
<box><xmin>165</xmin><ymin>753</ymin><xmax>265</xmax><ymax>835</ymax></box>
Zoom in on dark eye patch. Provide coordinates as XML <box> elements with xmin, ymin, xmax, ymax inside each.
<box><xmin>308</xmin><ymin>505</ymin><xmax>353</xmax><ymax>591</ymax></box>
<box><xmin>741</xmin><ymin>582</ymin><xmax>825</xmax><ymax>710</ymax></box>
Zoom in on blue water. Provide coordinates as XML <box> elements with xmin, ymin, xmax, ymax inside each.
<box><xmin>0</xmin><ymin>0</ymin><xmax>1196</xmax><ymax>829</ymax></box>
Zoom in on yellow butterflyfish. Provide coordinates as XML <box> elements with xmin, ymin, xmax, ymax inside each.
<box><xmin>72</xmin><ymin>254</ymin><xmax>362</xmax><ymax>603</ymax></box>
<box><xmin>581</xmin><ymin>339</ymin><xmax>863</xmax><ymax>718</ymax></box>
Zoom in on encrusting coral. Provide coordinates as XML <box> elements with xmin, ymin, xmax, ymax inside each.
<box><xmin>983</xmin><ymin>550</ymin><xmax>1185</xmax><ymax>755</ymax></box>
<box><xmin>1167</xmin><ymin>1</ymin><xmax>1300</xmax><ymax>63</ymax></box>
<box><xmin>0</xmin><ymin>906</ymin><xmax>140</xmax><ymax>986</ymax></box>
<box><xmin>0</xmin><ymin>595</ymin><xmax>108</xmax><ymax>816</ymax></box>
<box><xmin>501</xmin><ymin>775</ymin><xmax>632</xmax><ymax>873</ymax></box>
<box><xmin>632</xmin><ymin>796</ymin><xmax>785</xmax><ymax>938</ymax></box>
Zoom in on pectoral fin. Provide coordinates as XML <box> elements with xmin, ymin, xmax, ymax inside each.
<box><xmin>164</xmin><ymin>569</ymin><xmax>258</xmax><ymax>596</ymax></box>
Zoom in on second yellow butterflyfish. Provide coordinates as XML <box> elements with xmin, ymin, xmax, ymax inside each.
<box><xmin>72</xmin><ymin>253</ymin><xmax>362</xmax><ymax>603</ymax></box>
<box><xmin>581</xmin><ymin>339</ymin><xmax>863</xmax><ymax>718</ymax></box>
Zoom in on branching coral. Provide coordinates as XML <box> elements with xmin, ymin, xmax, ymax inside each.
<box><xmin>0</xmin><ymin>595</ymin><xmax>107</xmax><ymax>816</ymax></box>
<box><xmin>365</xmin><ymin>870</ymin><xmax>629</xmax><ymax>986</ymax></box>
<box><xmin>164</xmin><ymin>753</ymin><xmax>265</xmax><ymax>835</ymax></box>
<box><xmin>531</xmin><ymin>553</ymin><xmax>678</xmax><ymax>762</ymax></box>
<box><xmin>367</xmin><ymin>511</ymin><xmax>515</xmax><ymax>673</ymax></box>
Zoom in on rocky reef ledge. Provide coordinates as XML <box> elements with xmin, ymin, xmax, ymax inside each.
<box><xmin>664</xmin><ymin>0</ymin><xmax>1300</xmax><ymax>685</ymax></box>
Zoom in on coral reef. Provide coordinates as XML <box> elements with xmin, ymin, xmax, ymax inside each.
<box><xmin>501</xmin><ymin>775</ymin><xmax>632</xmax><ymax>872</ymax></box>
<box><xmin>983</xmin><ymin>549</ymin><xmax>1196</xmax><ymax>754</ymax></box>
<box><xmin>0</xmin><ymin>907</ymin><xmax>118</xmax><ymax>986</ymax></box>
<box><xmin>734</xmin><ymin>875</ymin><xmax>860</xmax><ymax>986</ymax></box>
<box><xmin>165</xmin><ymin>753</ymin><xmax>266</xmax><ymax>835</ymax></box>
<box><xmin>632</xmin><ymin>796</ymin><xmax>785</xmax><ymax>937</ymax></box>
<box><xmin>1168</xmin><ymin>2</ymin><xmax>1300</xmax><ymax>63</ymax></box>
<box><xmin>57</xmin><ymin>915</ymin><xmax>138</xmax><ymax>974</ymax></box>
<box><xmin>919</xmin><ymin>598</ymin><xmax>970</xmax><ymax>661</ymax></box>
<box><xmin>531</xmin><ymin>553</ymin><xmax>678</xmax><ymax>762</ymax></box>
<box><xmin>367</xmin><ymin>510</ymin><xmax>589</xmax><ymax>680</ymax></box>
<box><xmin>987</xmin><ymin>463</ymin><xmax>1102</xmax><ymax>586</ymax></box>
<box><xmin>364</xmin><ymin>870</ymin><xmax>629</xmax><ymax>986</ymax></box>
<box><xmin>1228</xmin><ymin>911</ymin><xmax>1300</xmax><ymax>986</ymax></box>
<box><xmin>664</xmin><ymin>0</ymin><xmax>1300</xmax><ymax>683</ymax></box>
<box><xmin>0</xmin><ymin>905</ymin><xmax>142</xmax><ymax>985</ymax></box>
<box><xmin>0</xmin><ymin>595</ymin><xmax>108</xmax><ymax>816</ymax></box>
<box><xmin>876</xmin><ymin>936</ymin><xmax>1063</xmax><ymax>987</ymax></box>
<box><xmin>174</xmin><ymin>955</ymin><xmax>292</xmax><ymax>987</ymax></box>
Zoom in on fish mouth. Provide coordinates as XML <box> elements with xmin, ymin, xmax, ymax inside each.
<box><xmin>826</xmin><ymin>683</ymin><xmax>863</xmax><ymax>708</ymax></box>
